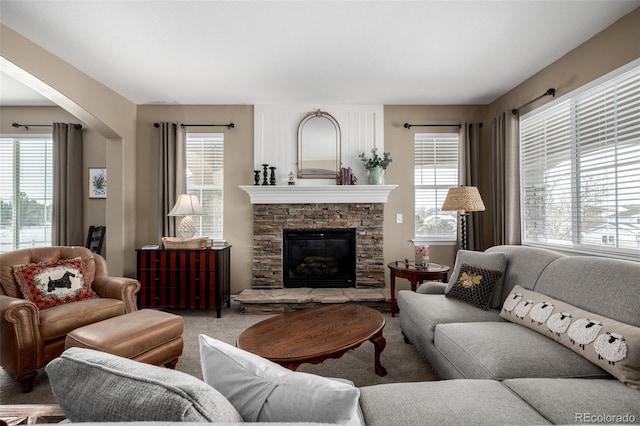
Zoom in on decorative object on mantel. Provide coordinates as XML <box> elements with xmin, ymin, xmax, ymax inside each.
<box><xmin>288</xmin><ymin>172</ymin><xmax>296</xmax><ymax>186</ymax></box>
<box><xmin>359</xmin><ymin>148</ymin><xmax>392</xmax><ymax>185</ymax></box>
<box><xmin>262</xmin><ymin>164</ymin><xmax>269</xmax><ymax>186</ymax></box>
<box><xmin>168</xmin><ymin>194</ymin><xmax>206</xmax><ymax>239</ymax></box>
<box><xmin>269</xmin><ymin>166</ymin><xmax>277</xmax><ymax>185</ymax></box>
<box><xmin>253</xmin><ymin>170</ymin><xmax>260</xmax><ymax>186</ymax></box>
<box><xmin>441</xmin><ymin>186</ymin><xmax>485</xmax><ymax>251</ymax></box>
<box><xmin>337</xmin><ymin>167</ymin><xmax>357</xmax><ymax>185</ymax></box>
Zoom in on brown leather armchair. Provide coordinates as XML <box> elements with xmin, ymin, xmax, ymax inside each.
<box><xmin>0</xmin><ymin>246</ymin><xmax>140</xmax><ymax>392</ymax></box>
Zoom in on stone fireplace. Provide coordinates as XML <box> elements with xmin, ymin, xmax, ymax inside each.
<box><xmin>241</xmin><ymin>185</ymin><xmax>397</xmax><ymax>290</ymax></box>
<box><xmin>252</xmin><ymin>203</ymin><xmax>384</xmax><ymax>288</ymax></box>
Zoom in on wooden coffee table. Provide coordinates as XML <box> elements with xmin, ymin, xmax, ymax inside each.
<box><xmin>237</xmin><ymin>304</ymin><xmax>387</xmax><ymax>376</ymax></box>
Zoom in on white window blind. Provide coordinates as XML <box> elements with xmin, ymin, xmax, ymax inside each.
<box><xmin>414</xmin><ymin>133</ymin><xmax>459</xmax><ymax>241</ymax></box>
<box><xmin>186</xmin><ymin>133</ymin><xmax>224</xmax><ymax>239</ymax></box>
<box><xmin>0</xmin><ymin>137</ymin><xmax>53</xmax><ymax>253</ymax></box>
<box><xmin>520</xmin><ymin>61</ymin><xmax>640</xmax><ymax>257</ymax></box>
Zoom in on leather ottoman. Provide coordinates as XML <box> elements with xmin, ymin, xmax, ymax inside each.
<box><xmin>64</xmin><ymin>309</ymin><xmax>183</xmax><ymax>368</ymax></box>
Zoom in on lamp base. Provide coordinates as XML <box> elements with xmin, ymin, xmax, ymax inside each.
<box><xmin>459</xmin><ymin>213</ymin><xmax>469</xmax><ymax>251</ymax></box>
<box><xmin>177</xmin><ymin>216</ymin><xmax>197</xmax><ymax>239</ymax></box>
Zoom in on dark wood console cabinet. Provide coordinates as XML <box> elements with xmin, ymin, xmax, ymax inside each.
<box><xmin>136</xmin><ymin>247</ymin><xmax>231</xmax><ymax>317</ymax></box>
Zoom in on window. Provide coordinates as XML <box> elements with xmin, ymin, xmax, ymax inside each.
<box><xmin>520</xmin><ymin>60</ymin><xmax>640</xmax><ymax>258</ymax></box>
<box><xmin>186</xmin><ymin>133</ymin><xmax>223</xmax><ymax>239</ymax></box>
<box><xmin>0</xmin><ymin>137</ymin><xmax>53</xmax><ymax>253</ymax></box>
<box><xmin>414</xmin><ymin>133</ymin><xmax>459</xmax><ymax>242</ymax></box>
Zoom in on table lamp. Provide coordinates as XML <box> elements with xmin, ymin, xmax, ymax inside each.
<box><xmin>168</xmin><ymin>194</ymin><xmax>206</xmax><ymax>239</ymax></box>
<box><xmin>441</xmin><ymin>186</ymin><xmax>485</xmax><ymax>251</ymax></box>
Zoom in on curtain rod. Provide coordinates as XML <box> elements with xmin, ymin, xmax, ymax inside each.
<box><xmin>512</xmin><ymin>88</ymin><xmax>555</xmax><ymax>115</ymax></box>
<box><xmin>403</xmin><ymin>123</ymin><xmax>483</xmax><ymax>129</ymax></box>
<box><xmin>12</xmin><ymin>122</ymin><xmax>83</xmax><ymax>130</ymax></box>
<box><xmin>153</xmin><ymin>122</ymin><xmax>235</xmax><ymax>129</ymax></box>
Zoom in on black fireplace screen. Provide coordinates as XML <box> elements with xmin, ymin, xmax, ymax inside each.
<box><xmin>282</xmin><ymin>228</ymin><xmax>356</xmax><ymax>288</ymax></box>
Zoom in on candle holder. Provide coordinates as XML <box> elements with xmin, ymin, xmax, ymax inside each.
<box><xmin>262</xmin><ymin>164</ymin><xmax>269</xmax><ymax>186</ymax></box>
<box><xmin>253</xmin><ymin>170</ymin><xmax>260</xmax><ymax>186</ymax></box>
<box><xmin>269</xmin><ymin>166</ymin><xmax>277</xmax><ymax>185</ymax></box>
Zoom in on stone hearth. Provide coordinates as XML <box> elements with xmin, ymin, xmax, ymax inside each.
<box><xmin>235</xmin><ymin>287</ymin><xmax>391</xmax><ymax>314</ymax></box>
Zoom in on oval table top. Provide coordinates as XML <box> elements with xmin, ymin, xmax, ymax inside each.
<box><xmin>236</xmin><ymin>304</ymin><xmax>385</xmax><ymax>367</ymax></box>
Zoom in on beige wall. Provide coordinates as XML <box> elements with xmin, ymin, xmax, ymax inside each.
<box><xmin>135</xmin><ymin>105</ymin><xmax>255</xmax><ymax>294</ymax></box>
<box><xmin>488</xmin><ymin>8</ymin><xmax>639</xmax><ymax>120</ymax></box>
<box><xmin>382</xmin><ymin>105</ymin><xmax>487</xmax><ymax>289</ymax></box>
<box><xmin>1</xmin><ymin>24</ymin><xmax>137</xmax><ymax>277</ymax></box>
<box><xmin>0</xmin><ymin>106</ymin><xmax>107</xmax><ymax>248</ymax></box>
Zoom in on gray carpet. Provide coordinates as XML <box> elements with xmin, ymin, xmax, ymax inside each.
<box><xmin>0</xmin><ymin>302</ymin><xmax>437</xmax><ymax>404</ymax></box>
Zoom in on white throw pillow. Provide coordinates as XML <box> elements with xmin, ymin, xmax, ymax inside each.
<box><xmin>199</xmin><ymin>334</ymin><xmax>361</xmax><ymax>424</ymax></box>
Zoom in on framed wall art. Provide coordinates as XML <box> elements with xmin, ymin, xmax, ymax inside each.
<box><xmin>88</xmin><ymin>168</ymin><xmax>107</xmax><ymax>199</ymax></box>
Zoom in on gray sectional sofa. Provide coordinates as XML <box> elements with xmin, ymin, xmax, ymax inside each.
<box><xmin>44</xmin><ymin>245</ymin><xmax>639</xmax><ymax>425</ymax></box>
<box><xmin>397</xmin><ymin>245</ymin><xmax>640</xmax><ymax>424</ymax></box>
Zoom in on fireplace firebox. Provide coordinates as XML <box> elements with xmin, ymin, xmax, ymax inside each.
<box><xmin>282</xmin><ymin>228</ymin><xmax>356</xmax><ymax>288</ymax></box>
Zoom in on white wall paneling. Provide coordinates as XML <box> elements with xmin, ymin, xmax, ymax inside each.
<box><xmin>254</xmin><ymin>104</ymin><xmax>384</xmax><ymax>186</ymax></box>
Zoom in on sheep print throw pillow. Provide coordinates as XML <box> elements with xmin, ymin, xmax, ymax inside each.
<box><xmin>501</xmin><ymin>285</ymin><xmax>640</xmax><ymax>389</ymax></box>
<box><xmin>13</xmin><ymin>258</ymin><xmax>97</xmax><ymax>309</ymax></box>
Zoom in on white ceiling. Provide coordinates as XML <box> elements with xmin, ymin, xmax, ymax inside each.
<box><xmin>0</xmin><ymin>1</ymin><xmax>638</xmax><ymax>106</ymax></box>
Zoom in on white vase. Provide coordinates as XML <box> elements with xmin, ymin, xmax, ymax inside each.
<box><xmin>367</xmin><ymin>166</ymin><xmax>384</xmax><ymax>185</ymax></box>
<box><xmin>414</xmin><ymin>244</ymin><xmax>430</xmax><ymax>266</ymax></box>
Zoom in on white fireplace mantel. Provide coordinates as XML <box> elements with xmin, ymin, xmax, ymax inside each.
<box><xmin>239</xmin><ymin>185</ymin><xmax>398</xmax><ymax>204</ymax></box>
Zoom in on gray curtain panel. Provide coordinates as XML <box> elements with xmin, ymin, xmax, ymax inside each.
<box><xmin>157</xmin><ymin>122</ymin><xmax>186</xmax><ymax>242</ymax></box>
<box><xmin>459</xmin><ymin>122</ymin><xmax>483</xmax><ymax>251</ymax></box>
<box><xmin>52</xmin><ymin>123</ymin><xmax>83</xmax><ymax>246</ymax></box>
<box><xmin>491</xmin><ymin>111</ymin><xmax>521</xmax><ymax>245</ymax></box>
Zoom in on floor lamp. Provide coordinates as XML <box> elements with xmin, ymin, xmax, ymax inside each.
<box><xmin>442</xmin><ymin>186</ymin><xmax>485</xmax><ymax>251</ymax></box>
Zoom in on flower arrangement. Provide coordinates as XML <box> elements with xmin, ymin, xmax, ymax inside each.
<box><xmin>414</xmin><ymin>244</ymin><xmax>430</xmax><ymax>266</ymax></box>
<box><xmin>358</xmin><ymin>147</ymin><xmax>392</xmax><ymax>170</ymax></box>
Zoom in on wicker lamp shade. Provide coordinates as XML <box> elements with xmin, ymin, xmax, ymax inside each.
<box><xmin>441</xmin><ymin>186</ymin><xmax>485</xmax><ymax>213</ymax></box>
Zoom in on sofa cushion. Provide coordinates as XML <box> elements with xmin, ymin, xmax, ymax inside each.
<box><xmin>434</xmin><ymin>322</ymin><xmax>610</xmax><ymax>380</ymax></box>
<box><xmin>199</xmin><ymin>334</ymin><xmax>361</xmax><ymax>424</ymax></box>
<box><xmin>13</xmin><ymin>258</ymin><xmax>97</xmax><ymax>309</ymax></box>
<box><xmin>445</xmin><ymin>250</ymin><xmax>507</xmax><ymax>308</ymax></box>
<box><xmin>45</xmin><ymin>347</ymin><xmax>243</xmax><ymax>423</ymax></box>
<box><xmin>445</xmin><ymin>263</ymin><xmax>503</xmax><ymax>310</ymax></box>
<box><xmin>416</xmin><ymin>281</ymin><xmax>447</xmax><ymax>294</ymax></box>
<box><xmin>359</xmin><ymin>380</ymin><xmax>550</xmax><ymax>425</ymax></box>
<box><xmin>398</xmin><ymin>292</ymin><xmax>503</xmax><ymax>344</ymax></box>
<box><xmin>503</xmin><ymin>378</ymin><xmax>640</xmax><ymax>425</ymax></box>
<box><xmin>532</xmin><ymin>256</ymin><xmax>640</xmax><ymax>327</ymax></box>
<box><xmin>501</xmin><ymin>285</ymin><xmax>640</xmax><ymax>388</ymax></box>
<box><xmin>485</xmin><ymin>245</ymin><xmax>564</xmax><ymax>301</ymax></box>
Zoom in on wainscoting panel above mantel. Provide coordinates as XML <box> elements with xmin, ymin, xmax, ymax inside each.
<box><xmin>253</xmin><ymin>104</ymin><xmax>384</xmax><ymax>186</ymax></box>
<box><xmin>240</xmin><ymin>185</ymin><xmax>397</xmax><ymax>204</ymax></box>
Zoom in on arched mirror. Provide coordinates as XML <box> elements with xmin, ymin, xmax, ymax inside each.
<box><xmin>297</xmin><ymin>109</ymin><xmax>341</xmax><ymax>179</ymax></box>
